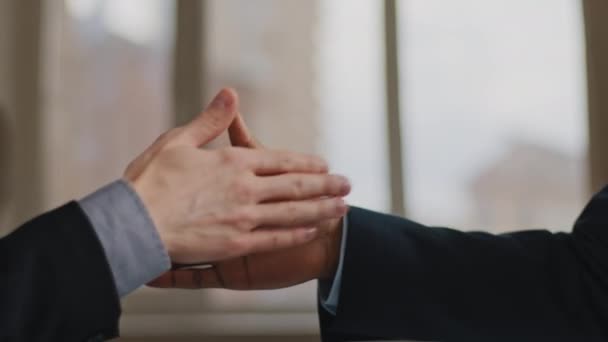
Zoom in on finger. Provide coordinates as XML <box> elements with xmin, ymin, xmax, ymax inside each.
<box><xmin>184</xmin><ymin>88</ymin><xmax>239</xmax><ymax>147</ymax></box>
<box><xmin>147</xmin><ymin>269</ymin><xmax>221</xmax><ymax>289</ymax></box>
<box><xmin>258</xmin><ymin>173</ymin><xmax>351</xmax><ymax>202</ymax></box>
<box><xmin>238</xmin><ymin>226</ymin><xmax>319</xmax><ymax>255</ymax></box>
<box><xmin>228</xmin><ymin>112</ymin><xmax>261</xmax><ymax>148</ymax></box>
<box><xmin>253</xmin><ymin>198</ymin><xmax>348</xmax><ymax>227</ymax></box>
<box><xmin>246</xmin><ymin>149</ymin><xmax>329</xmax><ymax>175</ymax></box>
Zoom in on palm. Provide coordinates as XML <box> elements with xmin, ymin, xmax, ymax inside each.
<box><xmin>209</xmin><ymin>218</ymin><xmax>340</xmax><ymax>289</ymax></box>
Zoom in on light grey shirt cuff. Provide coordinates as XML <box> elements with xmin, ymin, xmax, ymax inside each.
<box><xmin>319</xmin><ymin>215</ymin><xmax>348</xmax><ymax>315</ymax></box>
<box><xmin>79</xmin><ymin>180</ymin><xmax>171</xmax><ymax>297</ymax></box>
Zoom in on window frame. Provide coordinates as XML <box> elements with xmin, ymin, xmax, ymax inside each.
<box><xmin>384</xmin><ymin>0</ymin><xmax>407</xmax><ymax>216</ymax></box>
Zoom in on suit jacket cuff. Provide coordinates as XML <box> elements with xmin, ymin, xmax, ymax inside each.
<box><xmin>79</xmin><ymin>180</ymin><xmax>171</xmax><ymax>297</ymax></box>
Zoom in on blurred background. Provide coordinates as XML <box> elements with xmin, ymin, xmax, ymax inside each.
<box><xmin>1</xmin><ymin>0</ymin><xmax>607</xmax><ymax>341</ymax></box>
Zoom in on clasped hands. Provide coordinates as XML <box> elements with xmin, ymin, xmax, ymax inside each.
<box><xmin>126</xmin><ymin>88</ymin><xmax>344</xmax><ymax>291</ymax></box>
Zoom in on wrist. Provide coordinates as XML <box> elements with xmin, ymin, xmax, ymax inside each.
<box><xmin>123</xmin><ymin>176</ymin><xmax>175</xmax><ymax>257</ymax></box>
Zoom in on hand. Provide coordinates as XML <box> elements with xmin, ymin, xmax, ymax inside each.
<box><xmin>147</xmin><ymin>111</ymin><xmax>344</xmax><ymax>289</ymax></box>
<box><xmin>126</xmin><ymin>88</ymin><xmax>350</xmax><ymax>265</ymax></box>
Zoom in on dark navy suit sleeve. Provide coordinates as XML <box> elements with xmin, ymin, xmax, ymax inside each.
<box><xmin>320</xmin><ymin>186</ymin><xmax>608</xmax><ymax>342</ymax></box>
<box><xmin>0</xmin><ymin>202</ymin><xmax>121</xmax><ymax>342</ymax></box>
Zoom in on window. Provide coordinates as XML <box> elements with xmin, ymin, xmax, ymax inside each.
<box><xmin>43</xmin><ymin>0</ymin><xmax>174</xmax><ymax>208</ymax></box>
<box><xmin>1</xmin><ymin>0</ymin><xmax>601</xmax><ymax>340</ymax></box>
<box><xmin>122</xmin><ymin>0</ymin><xmax>386</xmax><ymax>337</ymax></box>
<box><xmin>165</xmin><ymin>0</ymin><xmax>386</xmax><ymax>335</ymax></box>
<box><xmin>398</xmin><ymin>0</ymin><xmax>589</xmax><ymax>232</ymax></box>
<box><xmin>41</xmin><ymin>0</ymin><xmax>182</xmax><ymax>335</ymax></box>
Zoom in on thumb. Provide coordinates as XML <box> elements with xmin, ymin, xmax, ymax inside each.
<box><xmin>228</xmin><ymin>112</ymin><xmax>262</xmax><ymax>148</ymax></box>
<box><xmin>184</xmin><ymin>88</ymin><xmax>238</xmax><ymax>147</ymax></box>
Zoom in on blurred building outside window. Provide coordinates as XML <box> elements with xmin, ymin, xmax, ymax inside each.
<box><xmin>45</xmin><ymin>0</ymin><xmax>174</xmax><ymax>208</ymax></box>
<box><xmin>399</xmin><ymin>0</ymin><xmax>588</xmax><ymax>233</ymax></box>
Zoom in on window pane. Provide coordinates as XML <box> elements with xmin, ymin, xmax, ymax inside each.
<box><xmin>43</xmin><ymin>0</ymin><xmax>174</xmax><ymax>207</ymax></box>
<box><xmin>203</xmin><ymin>0</ymin><xmax>387</xmax><ymax>312</ymax></box>
<box><xmin>398</xmin><ymin>0</ymin><xmax>588</xmax><ymax>232</ymax></box>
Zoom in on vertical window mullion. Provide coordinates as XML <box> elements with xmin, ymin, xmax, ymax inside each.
<box><xmin>174</xmin><ymin>0</ymin><xmax>205</xmax><ymax>126</ymax></box>
<box><xmin>11</xmin><ymin>0</ymin><xmax>44</xmax><ymax>224</ymax></box>
<box><xmin>583</xmin><ymin>0</ymin><xmax>608</xmax><ymax>192</ymax></box>
<box><xmin>384</xmin><ymin>0</ymin><xmax>406</xmax><ymax>215</ymax></box>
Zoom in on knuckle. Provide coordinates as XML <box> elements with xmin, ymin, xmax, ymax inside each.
<box><xmin>155</xmin><ymin>130</ymin><xmax>172</xmax><ymax>143</ymax></box>
<box><xmin>286</xmin><ymin>203</ymin><xmax>298</xmax><ymax>215</ymax></box>
<box><xmin>291</xmin><ymin>178</ymin><xmax>305</xmax><ymax>198</ymax></box>
<box><xmin>218</xmin><ymin>148</ymin><xmax>239</xmax><ymax>164</ymax></box>
<box><xmin>232</xmin><ymin>178</ymin><xmax>256</xmax><ymax>202</ymax></box>
<box><xmin>323</xmin><ymin>176</ymin><xmax>336</xmax><ymax>193</ymax></box>
<box><xmin>303</xmin><ymin>155</ymin><xmax>326</xmax><ymax>172</ymax></box>
<box><xmin>315</xmin><ymin>156</ymin><xmax>328</xmax><ymax>170</ymax></box>
<box><xmin>225</xmin><ymin>148</ymin><xmax>251</xmax><ymax>169</ymax></box>
<box><xmin>157</xmin><ymin>127</ymin><xmax>185</xmax><ymax>146</ymax></box>
<box><xmin>309</xmin><ymin>201</ymin><xmax>327</xmax><ymax>218</ymax></box>
<box><xmin>324</xmin><ymin>198</ymin><xmax>343</xmax><ymax>216</ymax></box>
<box><xmin>231</xmin><ymin>207</ymin><xmax>256</xmax><ymax>230</ymax></box>
<box><xmin>218</xmin><ymin>149</ymin><xmax>234</xmax><ymax>164</ymax></box>
<box><xmin>306</xmin><ymin>158</ymin><xmax>318</xmax><ymax>171</ymax></box>
<box><xmin>323</xmin><ymin>199</ymin><xmax>336</xmax><ymax>213</ymax></box>
<box><xmin>171</xmin><ymin>126</ymin><xmax>187</xmax><ymax>137</ymax></box>
<box><xmin>279</xmin><ymin>156</ymin><xmax>294</xmax><ymax>170</ymax></box>
<box><xmin>151</xmin><ymin>133</ymin><xmax>173</xmax><ymax>152</ymax></box>
<box><xmin>285</xmin><ymin>203</ymin><xmax>300</xmax><ymax>223</ymax></box>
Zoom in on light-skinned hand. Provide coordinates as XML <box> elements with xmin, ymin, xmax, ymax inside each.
<box><xmin>148</xmin><ymin>110</ymin><xmax>344</xmax><ymax>289</ymax></box>
<box><xmin>127</xmin><ymin>88</ymin><xmax>350</xmax><ymax>265</ymax></box>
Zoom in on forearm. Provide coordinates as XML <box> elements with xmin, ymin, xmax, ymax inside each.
<box><xmin>322</xmin><ymin>206</ymin><xmax>608</xmax><ymax>342</ymax></box>
<box><xmin>0</xmin><ymin>203</ymin><xmax>121</xmax><ymax>341</ymax></box>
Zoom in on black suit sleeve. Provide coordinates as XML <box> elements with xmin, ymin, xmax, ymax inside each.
<box><xmin>320</xmin><ymin>187</ymin><xmax>608</xmax><ymax>342</ymax></box>
<box><xmin>0</xmin><ymin>202</ymin><xmax>121</xmax><ymax>342</ymax></box>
